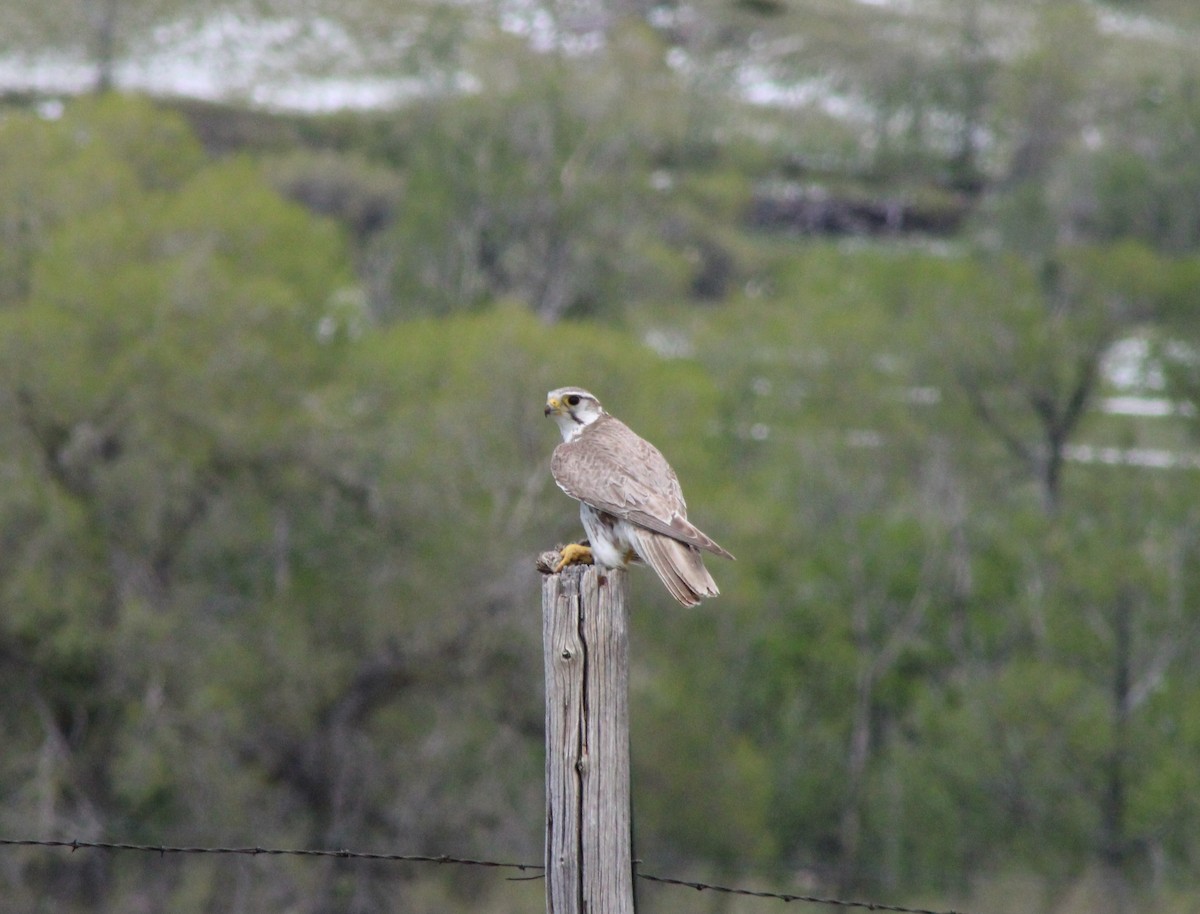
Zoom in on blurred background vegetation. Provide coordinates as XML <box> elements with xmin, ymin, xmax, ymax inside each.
<box><xmin>1</xmin><ymin>1</ymin><xmax>1200</xmax><ymax>912</ymax></box>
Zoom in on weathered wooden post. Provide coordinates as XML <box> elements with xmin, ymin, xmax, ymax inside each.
<box><xmin>540</xmin><ymin>562</ymin><xmax>634</xmax><ymax>914</ymax></box>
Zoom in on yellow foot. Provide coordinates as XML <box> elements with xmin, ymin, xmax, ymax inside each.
<box><xmin>554</xmin><ymin>542</ymin><xmax>594</xmax><ymax>572</ymax></box>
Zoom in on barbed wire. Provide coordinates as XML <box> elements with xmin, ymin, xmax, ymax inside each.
<box><xmin>636</xmin><ymin>871</ymin><xmax>966</xmax><ymax>914</ymax></box>
<box><xmin>1</xmin><ymin>838</ymin><xmax>971</xmax><ymax>914</ymax></box>
<box><xmin>0</xmin><ymin>838</ymin><xmax>539</xmax><ymax>873</ymax></box>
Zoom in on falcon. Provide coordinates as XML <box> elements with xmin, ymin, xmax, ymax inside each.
<box><xmin>544</xmin><ymin>387</ymin><xmax>733</xmax><ymax>606</ymax></box>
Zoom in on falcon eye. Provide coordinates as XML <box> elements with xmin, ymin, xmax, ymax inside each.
<box><xmin>566</xmin><ymin>394</ymin><xmax>581</xmax><ymax>407</ymax></box>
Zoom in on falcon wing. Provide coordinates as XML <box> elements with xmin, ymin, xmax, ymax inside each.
<box><xmin>552</xmin><ymin>415</ymin><xmax>733</xmax><ymax>560</ymax></box>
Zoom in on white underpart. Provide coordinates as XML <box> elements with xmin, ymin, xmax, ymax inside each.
<box><xmin>579</xmin><ymin>503</ymin><xmax>640</xmax><ymax>567</ymax></box>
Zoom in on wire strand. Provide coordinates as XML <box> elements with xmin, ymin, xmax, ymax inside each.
<box><xmin>636</xmin><ymin>870</ymin><xmax>967</xmax><ymax>914</ymax></box>
<box><xmin>0</xmin><ymin>839</ymin><xmax>539</xmax><ymax>872</ymax></box>
<box><xmin>0</xmin><ymin>838</ymin><xmax>972</xmax><ymax>914</ymax></box>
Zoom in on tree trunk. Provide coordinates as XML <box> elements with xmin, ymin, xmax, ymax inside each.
<box><xmin>90</xmin><ymin>0</ymin><xmax>121</xmax><ymax>93</ymax></box>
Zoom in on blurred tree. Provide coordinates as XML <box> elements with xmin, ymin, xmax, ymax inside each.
<box><xmin>0</xmin><ymin>94</ymin><xmax>205</xmax><ymax>305</ymax></box>
<box><xmin>674</xmin><ymin>249</ymin><xmax>960</xmax><ymax>890</ymax></box>
<box><xmin>941</xmin><ymin>0</ymin><xmax>992</xmax><ymax>191</ymax></box>
<box><xmin>672</xmin><ymin>238</ymin><xmax>1200</xmax><ymax>900</ymax></box>
<box><xmin>372</xmin><ymin>48</ymin><xmax>667</xmax><ymax>322</ymax></box>
<box><xmin>0</xmin><ymin>0</ymin><xmax>475</xmax><ymax>96</ymax></box>
<box><xmin>1083</xmin><ymin>70</ymin><xmax>1200</xmax><ymax>253</ymax></box>
<box><xmin>997</xmin><ymin>3</ymin><xmax>1095</xmax><ymax>189</ymax></box>
<box><xmin>912</xmin><ymin>243</ymin><xmax>1164</xmax><ymax>513</ymax></box>
<box><xmin>0</xmin><ymin>0</ymin><xmax>192</xmax><ymax>92</ymax></box>
<box><xmin>0</xmin><ymin>97</ymin><xmax>355</xmax><ymax>910</ymax></box>
<box><xmin>897</xmin><ymin>464</ymin><xmax>1200</xmax><ymax>911</ymax></box>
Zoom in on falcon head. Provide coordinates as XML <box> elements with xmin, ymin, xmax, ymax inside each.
<box><xmin>545</xmin><ymin>387</ymin><xmax>605</xmax><ymax>441</ymax></box>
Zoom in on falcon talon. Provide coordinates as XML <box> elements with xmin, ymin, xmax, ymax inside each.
<box><xmin>544</xmin><ymin>387</ymin><xmax>733</xmax><ymax>606</ymax></box>
<box><xmin>553</xmin><ymin>542</ymin><xmax>594</xmax><ymax>572</ymax></box>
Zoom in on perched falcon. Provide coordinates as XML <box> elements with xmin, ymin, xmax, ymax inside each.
<box><xmin>544</xmin><ymin>387</ymin><xmax>733</xmax><ymax>606</ymax></box>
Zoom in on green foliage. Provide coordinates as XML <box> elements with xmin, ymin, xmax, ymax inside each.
<box><xmin>1084</xmin><ymin>73</ymin><xmax>1200</xmax><ymax>252</ymax></box>
<box><xmin>0</xmin><ymin>94</ymin><xmax>206</xmax><ymax>304</ymax></box>
<box><xmin>0</xmin><ymin>95</ymin><xmax>365</xmax><ymax>909</ymax></box>
<box><xmin>374</xmin><ymin>64</ymin><xmax>670</xmax><ymax>322</ymax></box>
<box><xmin>904</xmin><ymin>661</ymin><xmax>1109</xmax><ymax>878</ymax></box>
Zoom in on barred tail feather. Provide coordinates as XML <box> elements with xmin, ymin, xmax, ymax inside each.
<box><xmin>633</xmin><ymin>530</ymin><xmax>720</xmax><ymax>607</ymax></box>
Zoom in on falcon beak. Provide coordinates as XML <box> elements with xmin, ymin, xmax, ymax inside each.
<box><xmin>544</xmin><ymin>397</ymin><xmax>561</xmax><ymax>417</ymax></box>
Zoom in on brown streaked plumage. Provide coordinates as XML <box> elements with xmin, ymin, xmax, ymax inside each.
<box><xmin>544</xmin><ymin>387</ymin><xmax>733</xmax><ymax>606</ymax></box>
